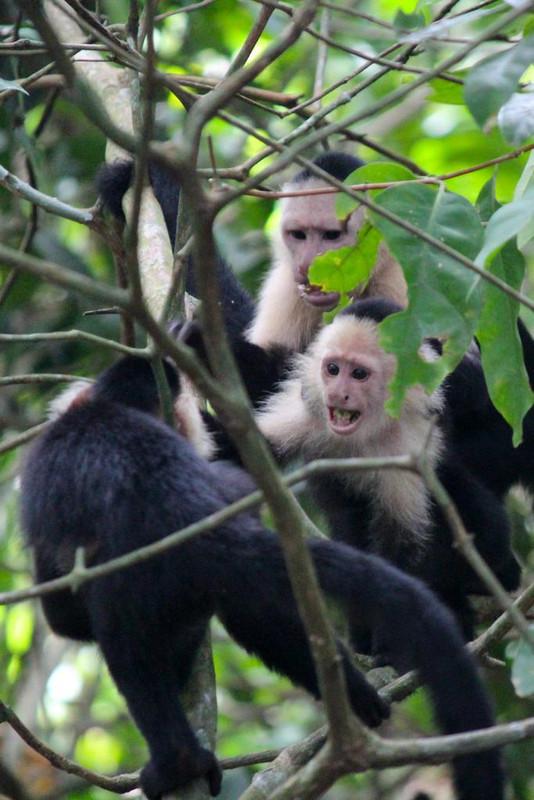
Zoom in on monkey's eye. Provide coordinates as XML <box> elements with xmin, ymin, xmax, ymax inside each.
<box><xmin>288</xmin><ymin>230</ymin><xmax>306</xmax><ymax>240</ymax></box>
<box><xmin>324</xmin><ymin>230</ymin><xmax>341</xmax><ymax>241</ymax></box>
<box><xmin>326</xmin><ymin>362</ymin><xmax>339</xmax><ymax>376</ymax></box>
<box><xmin>352</xmin><ymin>367</ymin><xmax>370</xmax><ymax>381</ymax></box>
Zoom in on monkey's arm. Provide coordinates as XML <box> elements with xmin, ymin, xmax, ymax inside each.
<box><xmin>176</xmin><ymin>317</ymin><xmax>292</xmax><ymax>408</ymax></box>
<box><xmin>97</xmin><ymin>161</ymin><xmax>256</xmax><ymax>339</ymax></box>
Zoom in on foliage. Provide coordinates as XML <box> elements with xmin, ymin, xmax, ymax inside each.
<box><xmin>1</xmin><ymin>1</ymin><xmax>534</xmax><ymax>799</ymax></box>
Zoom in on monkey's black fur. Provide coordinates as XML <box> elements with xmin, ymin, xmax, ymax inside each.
<box><xmin>20</xmin><ymin>357</ymin><xmax>504</xmax><ymax>800</ymax></box>
<box><xmin>441</xmin><ymin>328</ymin><xmax>534</xmax><ymax>500</ymax></box>
<box><xmin>314</xmin><ymin>450</ymin><xmax>520</xmax><ymax>641</ymax></box>
<box><xmin>293</xmin><ymin>151</ymin><xmax>365</xmax><ymax>183</ymax></box>
<box><xmin>96</xmin><ymin>160</ymin><xmax>255</xmax><ymax>340</ymax></box>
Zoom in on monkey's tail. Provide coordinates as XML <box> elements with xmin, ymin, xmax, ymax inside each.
<box><xmin>95</xmin><ymin>160</ymin><xmax>135</xmax><ymax>220</ymax></box>
<box><xmin>310</xmin><ymin>539</ymin><xmax>504</xmax><ymax>800</ymax></box>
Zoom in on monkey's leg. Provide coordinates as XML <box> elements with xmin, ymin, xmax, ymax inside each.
<box><xmin>87</xmin><ymin>584</ymin><xmax>222</xmax><ymax>799</ymax></box>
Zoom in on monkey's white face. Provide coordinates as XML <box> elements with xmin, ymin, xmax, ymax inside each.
<box><xmin>279</xmin><ymin>186</ymin><xmax>365</xmax><ymax>311</ymax></box>
<box><xmin>321</xmin><ymin>355</ymin><xmax>372</xmax><ymax>436</ymax></box>
<box><xmin>305</xmin><ymin>317</ymin><xmax>396</xmax><ymax>441</ymax></box>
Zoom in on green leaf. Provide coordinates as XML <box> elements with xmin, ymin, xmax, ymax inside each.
<box><xmin>336</xmin><ymin>162</ymin><xmax>416</xmax><ymax>221</ymax></box>
<box><xmin>510</xmin><ymin>625</ymin><xmax>534</xmax><ymax>698</ymax></box>
<box><xmin>474</xmin><ymin>179</ymin><xmax>533</xmax><ymax>445</ymax></box>
<box><xmin>401</xmin><ymin>5</ymin><xmax>496</xmax><ymax>44</ymax></box>
<box><xmin>475</xmin><ymin>172</ymin><xmax>499</xmax><ymax>220</ymax></box>
<box><xmin>514</xmin><ymin>147</ymin><xmax>534</xmax><ymax>201</ymax></box>
<box><xmin>393</xmin><ymin>10</ymin><xmax>426</xmax><ymax>33</ymax></box>
<box><xmin>464</xmin><ymin>35</ymin><xmax>534</xmax><ymax>128</ymax></box>
<box><xmin>308</xmin><ymin>224</ymin><xmax>381</xmax><ymax>298</ymax></box>
<box><xmin>475</xmin><ymin>184</ymin><xmax>534</xmax><ymax>267</ymax></box>
<box><xmin>370</xmin><ymin>184</ymin><xmax>485</xmax><ymax>414</ymax></box>
<box><xmin>6</xmin><ymin>604</ymin><xmax>34</xmax><ymax>655</ymax></box>
<box><xmin>0</xmin><ymin>78</ymin><xmax>28</xmax><ymax>95</ymax></box>
<box><xmin>514</xmin><ymin>150</ymin><xmax>534</xmax><ymax>250</ymax></box>
<box><xmin>524</xmin><ymin>15</ymin><xmax>534</xmax><ymax>38</ymax></box>
<box><xmin>498</xmin><ymin>90</ymin><xmax>534</xmax><ymax>145</ymax></box>
<box><xmin>477</xmin><ymin>241</ymin><xmax>532</xmax><ymax>444</ymax></box>
<box><xmin>427</xmin><ymin>77</ymin><xmax>465</xmax><ymax>105</ymax></box>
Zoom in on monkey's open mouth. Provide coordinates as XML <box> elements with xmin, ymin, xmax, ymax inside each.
<box><xmin>328</xmin><ymin>407</ymin><xmax>361</xmax><ymax>435</ymax></box>
<box><xmin>299</xmin><ymin>284</ymin><xmax>340</xmax><ymax>311</ymax></box>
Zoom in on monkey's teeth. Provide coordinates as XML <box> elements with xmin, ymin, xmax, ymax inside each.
<box><xmin>330</xmin><ymin>408</ymin><xmax>361</xmax><ymax>427</ymax></box>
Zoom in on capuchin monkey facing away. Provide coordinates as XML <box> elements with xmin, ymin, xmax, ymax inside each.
<box><xmin>255</xmin><ymin>298</ymin><xmax>521</xmax><ymax>640</ymax></box>
<box><xmin>20</xmin><ymin>356</ymin><xmax>505</xmax><ymax>800</ymax></box>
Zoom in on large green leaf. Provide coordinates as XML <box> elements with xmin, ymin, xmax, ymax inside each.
<box><xmin>370</xmin><ymin>184</ymin><xmax>485</xmax><ymax>414</ymax></box>
<box><xmin>308</xmin><ymin>224</ymin><xmax>381</xmax><ymax>310</ymax></box>
<box><xmin>475</xmin><ymin>179</ymin><xmax>533</xmax><ymax>445</ymax></box>
<box><xmin>514</xmin><ymin>149</ymin><xmax>534</xmax><ymax>250</ymax></box>
<box><xmin>401</xmin><ymin>5</ymin><xmax>498</xmax><ymax>44</ymax></box>
<box><xmin>427</xmin><ymin>77</ymin><xmax>465</xmax><ymax>105</ymax></box>
<box><xmin>393</xmin><ymin>9</ymin><xmax>426</xmax><ymax>35</ymax></box>
<box><xmin>336</xmin><ymin>162</ymin><xmax>416</xmax><ymax>221</ymax></box>
<box><xmin>464</xmin><ymin>34</ymin><xmax>534</xmax><ymax>127</ymax></box>
<box><xmin>475</xmin><ymin>183</ymin><xmax>534</xmax><ymax>267</ymax></box>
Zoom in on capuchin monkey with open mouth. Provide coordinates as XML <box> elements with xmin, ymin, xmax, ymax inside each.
<box><xmin>254</xmin><ymin>297</ymin><xmax>521</xmax><ymax>642</ymax></box>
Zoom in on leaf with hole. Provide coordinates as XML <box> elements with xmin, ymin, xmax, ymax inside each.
<box><xmin>370</xmin><ymin>184</ymin><xmax>484</xmax><ymax>414</ymax></box>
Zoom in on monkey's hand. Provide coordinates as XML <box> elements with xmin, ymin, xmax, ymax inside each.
<box><xmin>141</xmin><ymin>745</ymin><xmax>222</xmax><ymax>799</ymax></box>
<box><xmin>170</xmin><ymin>319</ymin><xmax>210</xmax><ymax>369</ymax></box>
<box><xmin>345</xmin><ymin>668</ymin><xmax>390</xmax><ymax>727</ymax></box>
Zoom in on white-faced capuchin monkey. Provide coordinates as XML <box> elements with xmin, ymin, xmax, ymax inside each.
<box><xmin>97</xmin><ymin>152</ymin><xmax>403</xmax><ymax>363</ymax></box>
<box><xmin>254</xmin><ymin>297</ymin><xmax>521</xmax><ymax>642</ymax></box>
<box><xmin>20</xmin><ymin>355</ymin><xmax>506</xmax><ymax>800</ymax></box>
<box><xmin>247</xmin><ymin>152</ymin><xmax>407</xmax><ymax>353</ymax></box>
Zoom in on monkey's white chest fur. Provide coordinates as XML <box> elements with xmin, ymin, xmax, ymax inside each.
<box><xmin>256</xmin><ymin>375</ymin><xmax>444</xmax><ymax>550</ymax></box>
